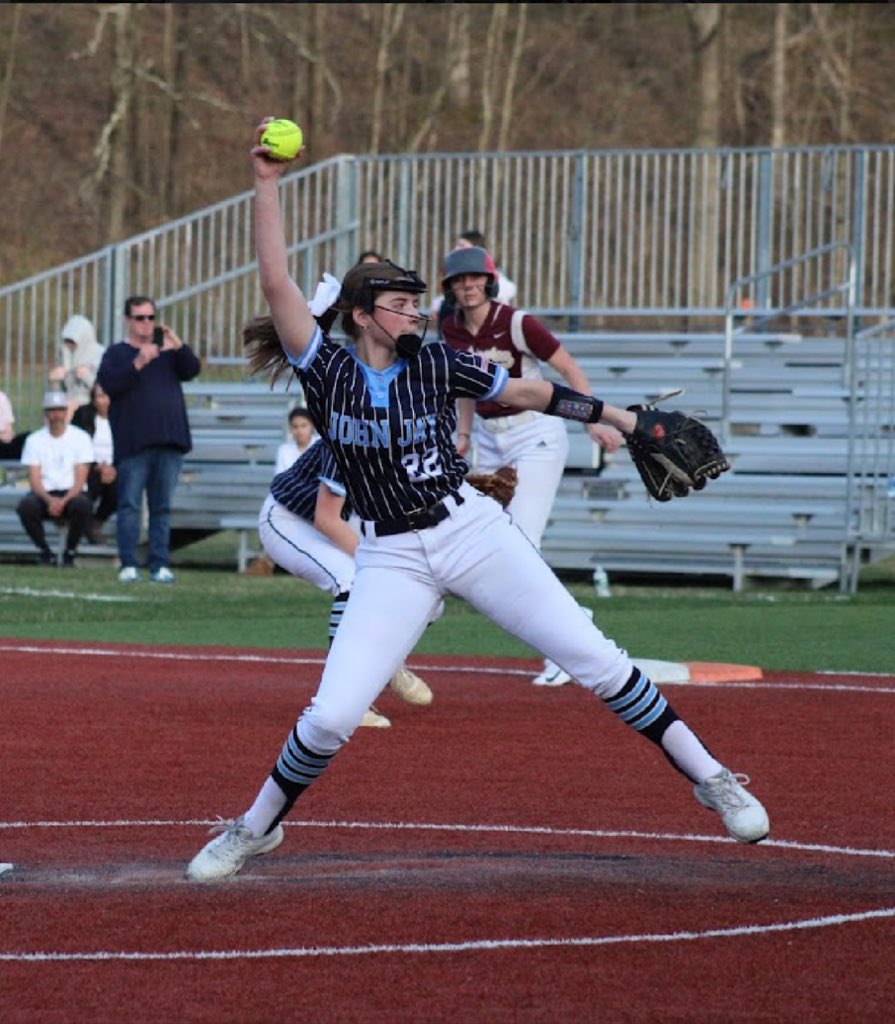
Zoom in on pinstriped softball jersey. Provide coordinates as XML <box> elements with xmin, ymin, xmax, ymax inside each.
<box><xmin>288</xmin><ymin>327</ymin><xmax>508</xmax><ymax>522</ymax></box>
<box><xmin>269</xmin><ymin>437</ymin><xmax>347</xmax><ymax>522</ymax></box>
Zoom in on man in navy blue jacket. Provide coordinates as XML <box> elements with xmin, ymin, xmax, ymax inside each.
<box><xmin>97</xmin><ymin>296</ymin><xmax>201</xmax><ymax>583</ymax></box>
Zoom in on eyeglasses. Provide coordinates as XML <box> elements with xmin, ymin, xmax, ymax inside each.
<box><xmin>372</xmin><ymin>305</ymin><xmax>428</xmax><ymax>322</ymax></box>
<box><xmin>130</xmin><ymin>313</ymin><xmax>156</xmax><ymax>322</ymax></box>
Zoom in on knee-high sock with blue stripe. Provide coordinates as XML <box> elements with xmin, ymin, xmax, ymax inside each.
<box><xmin>242</xmin><ymin>590</ymin><xmax>352</xmax><ymax>836</ymax></box>
<box><xmin>328</xmin><ymin>589</ymin><xmax>349</xmax><ymax>646</ymax></box>
<box><xmin>603</xmin><ymin>667</ymin><xmax>723</xmax><ymax>783</ymax></box>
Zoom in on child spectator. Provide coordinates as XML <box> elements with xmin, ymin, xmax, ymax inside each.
<box><xmin>275</xmin><ymin>406</ymin><xmax>317</xmax><ymax>474</ymax></box>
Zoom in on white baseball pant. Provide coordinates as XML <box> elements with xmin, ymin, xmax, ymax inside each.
<box><xmin>297</xmin><ymin>482</ymin><xmax>633</xmax><ymax>754</ymax></box>
<box><xmin>472</xmin><ymin>411</ymin><xmax>568</xmax><ymax>549</ymax></box>
<box><xmin>258</xmin><ymin>493</ymin><xmax>355</xmax><ymax>596</ymax></box>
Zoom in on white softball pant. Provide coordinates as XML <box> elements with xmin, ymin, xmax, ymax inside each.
<box><xmin>297</xmin><ymin>482</ymin><xmax>633</xmax><ymax>754</ymax></box>
<box><xmin>472</xmin><ymin>411</ymin><xmax>568</xmax><ymax>549</ymax></box>
<box><xmin>258</xmin><ymin>494</ymin><xmax>355</xmax><ymax>597</ymax></box>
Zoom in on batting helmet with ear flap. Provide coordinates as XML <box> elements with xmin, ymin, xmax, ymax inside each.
<box><xmin>442</xmin><ymin>246</ymin><xmax>499</xmax><ymax>299</ymax></box>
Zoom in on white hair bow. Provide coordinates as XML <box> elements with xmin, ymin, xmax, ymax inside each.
<box><xmin>307</xmin><ymin>273</ymin><xmax>342</xmax><ymax>316</ymax></box>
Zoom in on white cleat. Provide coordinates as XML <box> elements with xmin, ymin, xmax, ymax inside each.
<box><xmin>389</xmin><ymin>667</ymin><xmax>434</xmax><ymax>706</ymax></box>
<box><xmin>532</xmin><ymin>658</ymin><xmax>573</xmax><ymax>687</ymax></box>
<box><xmin>360</xmin><ymin>705</ymin><xmax>391</xmax><ymax>728</ymax></box>
<box><xmin>693</xmin><ymin>769</ymin><xmax>770</xmax><ymax>843</ymax></box>
<box><xmin>185</xmin><ymin>816</ymin><xmax>284</xmax><ymax>881</ymax></box>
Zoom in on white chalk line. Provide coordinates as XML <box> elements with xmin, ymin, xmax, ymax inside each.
<box><xmin>2</xmin><ymin>906</ymin><xmax>893</xmax><ymax>963</ymax></box>
<box><xmin>0</xmin><ymin>641</ymin><xmax>892</xmax><ymax>692</ymax></box>
<box><xmin>0</xmin><ymin>588</ymin><xmax>136</xmax><ymax>603</ymax></box>
<box><xmin>1</xmin><ymin>816</ymin><xmax>893</xmax><ymax>860</ymax></box>
<box><xmin>1</xmin><ymin>646</ymin><xmax>889</xmax><ymax>964</ymax></box>
<box><xmin>2</xmin><ymin>820</ymin><xmax>891</xmax><ymax>963</ymax></box>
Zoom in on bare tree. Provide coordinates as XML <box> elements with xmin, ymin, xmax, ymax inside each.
<box><xmin>478</xmin><ymin>4</ymin><xmax>508</xmax><ymax>152</ymax></box>
<box><xmin>307</xmin><ymin>3</ymin><xmax>327</xmax><ymax>156</ymax></box>
<box><xmin>370</xmin><ymin>4</ymin><xmax>405</xmax><ymax>154</ymax></box>
<box><xmin>497</xmin><ymin>4</ymin><xmax>529</xmax><ymax>152</ymax></box>
<box><xmin>770</xmin><ymin>3</ymin><xmax>787</xmax><ymax>148</ymax></box>
<box><xmin>687</xmin><ymin>2</ymin><xmax>722</xmax><ymax>148</ymax></box>
<box><xmin>159</xmin><ymin>4</ymin><xmax>190</xmax><ymax>218</ymax></box>
<box><xmin>447</xmin><ymin>5</ymin><xmax>471</xmax><ymax>110</ymax></box>
<box><xmin>0</xmin><ymin>2</ymin><xmax>22</xmax><ymax>155</ymax></box>
<box><xmin>809</xmin><ymin>2</ymin><xmax>854</xmax><ymax>142</ymax></box>
<box><xmin>78</xmin><ymin>4</ymin><xmax>138</xmax><ymax>242</ymax></box>
<box><xmin>686</xmin><ymin>4</ymin><xmax>723</xmax><ymax>307</ymax></box>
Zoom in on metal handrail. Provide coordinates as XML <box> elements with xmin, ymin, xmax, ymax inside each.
<box><xmin>721</xmin><ymin>242</ymin><xmax>855</xmax><ymax>445</ymax></box>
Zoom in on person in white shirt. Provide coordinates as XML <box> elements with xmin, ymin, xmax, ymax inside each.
<box><xmin>71</xmin><ymin>381</ymin><xmax>117</xmax><ymax>544</ymax></box>
<box><xmin>0</xmin><ymin>389</ymin><xmax>28</xmax><ymax>460</ymax></box>
<box><xmin>274</xmin><ymin>406</ymin><xmax>317</xmax><ymax>475</ymax></box>
<box><xmin>17</xmin><ymin>391</ymin><xmax>94</xmax><ymax>566</ymax></box>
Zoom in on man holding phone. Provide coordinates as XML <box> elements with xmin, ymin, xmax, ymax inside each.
<box><xmin>97</xmin><ymin>296</ymin><xmax>201</xmax><ymax>583</ymax></box>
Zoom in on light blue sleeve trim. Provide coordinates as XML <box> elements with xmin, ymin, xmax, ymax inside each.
<box><xmin>318</xmin><ymin>474</ymin><xmax>347</xmax><ymax>498</ymax></box>
<box><xmin>284</xmin><ymin>324</ymin><xmax>323</xmax><ymax>370</ymax></box>
<box><xmin>484</xmin><ymin>365</ymin><xmax>510</xmax><ymax>400</ymax></box>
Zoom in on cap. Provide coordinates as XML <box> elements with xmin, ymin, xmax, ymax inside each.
<box><xmin>42</xmin><ymin>390</ymin><xmax>68</xmax><ymax>409</ymax></box>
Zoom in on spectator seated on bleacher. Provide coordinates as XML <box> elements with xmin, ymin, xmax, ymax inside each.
<box><xmin>17</xmin><ymin>390</ymin><xmax>94</xmax><ymax>567</ymax></box>
<box><xmin>0</xmin><ymin>388</ymin><xmax>28</xmax><ymax>461</ymax></box>
<box><xmin>71</xmin><ymin>381</ymin><xmax>117</xmax><ymax>545</ymax></box>
<box><xmin>49</xmin><ymin>313</ymin><xmax>106</xmax><ymax>421</ymax></box>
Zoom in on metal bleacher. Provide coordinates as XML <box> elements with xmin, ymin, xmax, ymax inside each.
<box><xmin>167</xmin><ymin>380</ymin><xmax>295</xmax><ymax>565</ymax></box>
<box><xmin>2</xmin><ymin>144</ymin><xmax>894</xmax><ymax>587</ymax></box>
<box><xmin>540</xmin><ymin>323</ymin><xmax>894</xmax><ymax>591</ymax></box>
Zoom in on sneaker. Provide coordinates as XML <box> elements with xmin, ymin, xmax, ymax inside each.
<box><xmin>149</xmin><ymin>566</ymin><xmax>175</xmax><ymax>584</ymax></box>
<box><xmin>389</xmin><ymin>667</ymin><xmax>434</xmax><ymax>706</ymax></box>
<box><xmin>359</xmin><ymin>706</ymin><xmax>391</xmax><ymax>728</ymax></box>
<box><xmin>118</xmin><ymin>566</ymin><xmax>140</xmax><ymax>583</ymax></box>
<box><xmin>693</xmin><ymin>769</ymin><xmax>770</xmax><ymax>843</ymax></box>
<box><xmin>61</xmin><ymin>550</ymin><xmax>76</xmax><ymax>568</ymax></box>
<box><xmin>185</xmin><ymin>816</ymin><xmax>284</xmax><ymax>882</ymax></box>
<box><xmin>37</xmin><ymin>549</ymin><xmax>56</xmax><ymax>567</ymax></box>
<box><xmin>532</xmin><ymin>658</ymin><xmax>572</xmax><ymax>687</ymax></box>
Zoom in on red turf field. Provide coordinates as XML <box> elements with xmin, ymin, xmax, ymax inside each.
<box><xmin>1</xmin><ymin>639</ymin><xmax>893</xmax><ymax>1023</ymax></box>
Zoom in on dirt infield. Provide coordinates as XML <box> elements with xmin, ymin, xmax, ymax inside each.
<box><xmin>1</xmin><ymin>640</ymin><xmax>893</xmax><ymax>1023</ymax></box>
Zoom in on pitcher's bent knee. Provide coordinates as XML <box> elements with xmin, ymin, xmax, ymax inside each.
<box><xmin>297</xmin><ymin>699</ymin><xmax>361</xmax><ymax>753</ymax></box>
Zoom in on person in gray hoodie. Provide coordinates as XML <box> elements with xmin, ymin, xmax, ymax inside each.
<box><xmin>50</xmin><ymin>314</ymin><xmax>106</xmax><ymax>418</ymax></box>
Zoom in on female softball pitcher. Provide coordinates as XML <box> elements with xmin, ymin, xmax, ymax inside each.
<box><xmin>259</xmin><ymin>435</ymin><xmax>434</xmax><ymax>728</ymax></box>
<box><xmin>185</xmin><ymin>118</ymin><xmax>769</xmax><ymax>881</ymax></box>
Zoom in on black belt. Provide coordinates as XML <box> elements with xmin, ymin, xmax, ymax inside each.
<box><xmin>365</xmin><ymin>492</ymin><xmax>465</xmax><ymax>538</ymax></box>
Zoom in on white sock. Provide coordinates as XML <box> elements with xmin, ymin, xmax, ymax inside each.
<box><xmin>660</xmin><ymin>720</ymin><xmax>724</xmax><ymax>783</ymax></box>
<box><xmin>242</xmin><ymin>776</ymin><xmax>288</xmax><ymax>837</ymax></box>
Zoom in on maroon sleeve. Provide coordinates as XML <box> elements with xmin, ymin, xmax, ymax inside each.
<box><xmin>515</xmin><ymin>313</ymin><xmax>561</xmax><ymax>362</ymax></box>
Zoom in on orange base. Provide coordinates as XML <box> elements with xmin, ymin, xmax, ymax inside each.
<box><xmin>684</xmin><ymin>661</ymin><xmax>763</xmax><ymax>682</ymax></box>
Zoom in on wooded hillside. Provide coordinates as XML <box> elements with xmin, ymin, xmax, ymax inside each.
<box><xmin>0</xmin><ymin>3</ymin><xmax>892</xmax><ymax>284</ymax></box>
